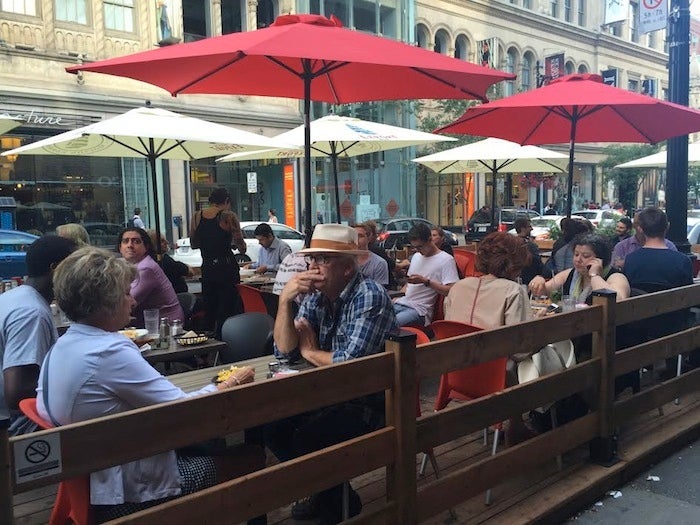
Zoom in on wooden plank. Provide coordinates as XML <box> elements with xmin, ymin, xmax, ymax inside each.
<box><xmin>614</xmin><ymin>326</ymin><xmax>700</xmax><ymax>375</ymax></box>
<box><xmin>11</xmin><ymin>353</ymin><xmax>394</xmax><ymax>491</ymax></box>
<box><xmin>591</xmin><ymin>292</ymin><xmax>617</xmax><ymax>450</ymax></box>
<box><xmin>415</xmin><ymin>413</ymin><xmax>598</xmax><ymax>521</ymax></box>
<box><xmin>417</xmin><ymin>361</ymin><xmax>599</xmax><ymax>451</ymax></box>
<box><xmin>416</xmin><ymin>307</ymin><xmax>602</xmax><ymax>380</ymax></box>
<box><xmin>106</xmin><ymin>429</ymin><xmax>394</xmax><ymax>525</ymax></box>
<box><xmin>142</xmin><ymin>339</ymin><xmax>226</xmax><ymax>364</ymax></box>
<box><xmin>613</xmin><ymin>368</ymin><xmax>700</xmax><ymax>424</ymax></box>
<box><xmin>345</xmin><ymin>503</ymin><xmax>395</xmax><ymax>525</ymax></box>
<box><xmin>615</xmin><ymin>283</ymin><xmax>700</xmax><ymax>325</ymax></box>
<box><xmin>0</xmin><ymin>424</ymin><xmax>13</xmax><ymax>525</ymax></box>
<box><xmin>384</xmin><ymin>333</ymin><xmax>417</xmax><ymax>524</ymax></box>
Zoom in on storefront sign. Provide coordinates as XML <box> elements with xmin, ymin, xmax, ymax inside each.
<box><xmin>283</xmin><ymin>164</ymin><xmax>296</xmax><ymax>228</ymax></box>
<box><xmin>604</xmin><ymin>0</ymin><xmax>629</xmax><ymax>25</ymax></box>
<box><xmin>544</xmin><ymin>53</ymin><xmax>565</xmax><ymax>84</ymax></box>
<box><xmin>601</xmin><ymin>69</ymin><xmax>618</xmax><ymax>87</ymax></box>
<box><xmin>0</xmin><ymin>110</ymin><xmax>97</xmax><ymax>129</ymax></box>
<box><xmin>640</xmin><ymin>0</ymin><xmax>667</xmax><ymax>34</ymax></box>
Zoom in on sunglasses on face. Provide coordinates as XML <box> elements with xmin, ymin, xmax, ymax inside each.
<box><xmin>304</xmin><ymin>254</ymin><xmax>339</xmax><ymax>265</ymax></box>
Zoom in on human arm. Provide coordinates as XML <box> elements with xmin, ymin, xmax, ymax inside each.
<box><xmin>529</xmin><ymin>269</ymin><xmax>570</xmax><ymax>297</ymax></box>
<box><xmin>222</xmin><ymin>211</ymin><xmax>246</xmax><ymax>254</ymax></box>
<box><xmin>406</xmin><ymin>274</ymin><xmax>454</xmax><ymax>296</ymax></box>
<box><xmin>129</xmin><ymin>264</ymin><xmax>160</xmax><ymax>307</ymax></box>
<box><xmin>273</xmin><ymin>270</ymin><xmax>324</xmax><ymax>354</ymax></box>
<box><xmin>3</xmin><ymin>365</ymin><xmax>39</xmax><ymax>410</ymax></box>
<box><xmin>295</xmin><ymin>318</ymin><xmax>332</xmax><ymax>366</ymax></box>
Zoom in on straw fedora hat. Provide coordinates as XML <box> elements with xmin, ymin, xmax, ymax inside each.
<box><xmin>299</xmin><ymin>224</ymin><xmax>365</xmax><ymax>255</ymax></box>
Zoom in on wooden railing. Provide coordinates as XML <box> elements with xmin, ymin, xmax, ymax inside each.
<box><xmin>2</xmin><ymin>285</ymin><xmax>700</xmax><ymax>524</ymax></box>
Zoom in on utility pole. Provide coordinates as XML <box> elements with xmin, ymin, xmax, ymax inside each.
<box><xmin>666</xmin><ymin>0</ymin><xmax>691</xmax><ymax>252</ymax></box>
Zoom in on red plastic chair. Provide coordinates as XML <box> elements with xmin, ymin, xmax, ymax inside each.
<box><xmin>452</xmin><ymin>250</ymin><xmax>480</xmax><ymax>278</ymax></box>
<box><xmin>19</xmin><ymin>398</ymin><xmax>93</xmax><ymax>525</ymax></box>
<box><xmin>428</xmin><ymin>320</ymin><xmax>506</xmax><ymax>504</ymax></box>
<box><xmin>237</xmin><ymin>284</ymin><xmax>268</xmax><ymax>314</ymax></box>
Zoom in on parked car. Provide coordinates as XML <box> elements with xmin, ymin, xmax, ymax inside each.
<box><xmin>375</xmin><ymin>218</ymin><xmax>458</xmax><ymax>249</ymax></box>
<box><xmin>687</xmin><ymin>221</ymin><xmax>700</xmax><ymax>245</ymax></box>
<box><xmin>80</xmin><ymin>222</ymin><xmax>124</xmax><ymax>248</ymax></box>
<box><xmin>571</xmin><ymin>209</ymin><xmax>622</xmax><ymax>229</ymax></box>
<box><xmin>507</xmin><ymin>215</ymin><xmax>586</xmax><ymax>239</ymax></box>
<box><xmin>0</xmin><ymin>229</ymin><xmax>40</xmax><ymax>279</ymax></box>
<box><xmin>173</xmin><ymin>221</ymin><xmax>305</xmax><ymax>267</ymax></box>
<box><xmin>465</xmin><ymin>208</ymin><xmax>540</xmax><ymax>242</ymax></box>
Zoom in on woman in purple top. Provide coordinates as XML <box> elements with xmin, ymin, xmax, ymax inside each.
<box><xmin>117</xmin><ymin>228</ymin><xmax>184</xmax><ymax>328</ymax></box>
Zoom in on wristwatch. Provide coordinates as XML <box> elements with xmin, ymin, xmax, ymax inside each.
<box><xmin>424</xmin><ymin>279</ymin><xmax>431</xmax><ymax>287</ymax></box>
<box><xmin>589</xmin><ymin>273</ymin><xmax>599</xmax><ymax>278</ymax></box>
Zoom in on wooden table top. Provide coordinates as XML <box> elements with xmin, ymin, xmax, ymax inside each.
<box><xmin>169</xmin><ymin>355</ymin><xmax>312</xmax><ymax>393</ymax></box>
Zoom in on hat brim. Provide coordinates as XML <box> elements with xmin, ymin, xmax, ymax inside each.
<box><xmin>298</xmin><ymin>247</ymin><xmax>365</xmax><ymax>256</ymax></box>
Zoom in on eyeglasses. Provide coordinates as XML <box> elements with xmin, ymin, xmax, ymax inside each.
<box><xmin>304</xmin><ymin>254</ymin><xmax>338</xmax><ymax>265</ymax></box>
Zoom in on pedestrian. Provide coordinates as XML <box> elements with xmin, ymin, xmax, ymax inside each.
<box><xmin>132</xmin><ymin>208</ymin><xmax>146</xmax><ymax>229</ymax></box>
<box><xmin>267</xmin><ymin>208</ymin><xmax>278</xmax><ymax>223</ymax></box>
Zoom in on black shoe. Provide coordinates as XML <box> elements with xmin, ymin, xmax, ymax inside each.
<box><xmin>291</xmin><ymin>495</ymin><xmax>319</xmax><ymax>520</ymax></box>
<box><xmin>317</xmin><ymin>487</ymin><xmax>362</xmax><ymax>525</ymax></box>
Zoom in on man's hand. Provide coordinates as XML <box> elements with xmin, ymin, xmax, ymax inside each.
<box><xmin>295</xmin><ymin>318</ymin><xmax>319</xmax><ymax>356</ymax></box>
<box><xmin>406</xmin><ymin>274</ymin><xmax>428</xmax><ymax>286</ymax></box>
<box><xmin>255</xmin><ymin>265</ymin><xmax>268</xmax><ymax>274</ymax></box>
<box><xmin>280</xmin><ymin>269</ymin><xmax>325</xmax><ymax>304</ymax></box>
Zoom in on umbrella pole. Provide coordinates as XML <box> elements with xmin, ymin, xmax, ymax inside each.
<box><xmin>330</xmin><ymin>144</ymin><xmax>341</xmax><ymax>224</ymax></box>
<box><xmin>565</xmin><ymin>116</ymin><xmax>578</xmax><ymax>218</ymax></box>
<box><xmin>147</xmin><ymin>142</ymin><xmax>163</xmax><ymax>260</ymax></box>
<box><xmin>490</xmin><ymin>167</ymin><xmax>497</xmax><ymax>230</ymax></box>
<box><xmin>303</xmin><ymin>76</ymin><xmax>313</xmax><ymax>235</ymax></box>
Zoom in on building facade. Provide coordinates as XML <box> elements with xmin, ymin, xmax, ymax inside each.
<box><xmin>414</xmin><ymin>0</ymin><xmax>671</xmax><ymax>225</ymax></box>
<box><xmin>0</xmin><ymin>1</ymin><xmax>690</xmax><ymax>240</ymax></box>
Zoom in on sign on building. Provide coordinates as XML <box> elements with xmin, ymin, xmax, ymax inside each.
<box><xmin>247</xmin><ymin>172</ymin><xmax>258</xmax><ymax>193</ymax></box>
<box><xmin>544</xmin><ymin>53</ymin><xmax>565</xmax><ymax>84</ymax></box>
<box><xmin>604</xmin><ymin>0</ymin><xmax>630</xmax><ymax>25</ymax></box>
<box><xmin>601</xmin><ymin>69</ymin><xmax>618</xmax><ymax>87</ymax></box>
<box><xmin>639</xmin><ymin>0</ymin><xmax>667</xmax><ymax>34</ymax></box>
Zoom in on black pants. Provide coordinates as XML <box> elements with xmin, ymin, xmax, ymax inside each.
<box><xmin>201</xmin><ymin>262</ymin><xmax>243</xmax><ymax>338</ymax></box>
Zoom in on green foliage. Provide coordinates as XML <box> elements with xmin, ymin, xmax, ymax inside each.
<box><xmin>689</xmin><ymin>165</ymin><xmax>700</xmax><ymax>207</ymax></box>
<box><xmin>600</xmin><ymin>144</ymin><xmax>660</xmax><ymax>212</ymax></box>
<box><xmin>595</xmin><ymin>223</ymin><xmax>617</xmax><ymax>241</ymax></box>
<box><xmin>548</xmin><ymin>223</ymin><xmax>562</xmax><ymax>241</ymax></box>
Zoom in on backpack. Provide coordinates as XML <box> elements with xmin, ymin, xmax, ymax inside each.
<box><xmin>126</xmin><ymin>217</ymin><xmax>135</xmax><ymax>228</ymax></box>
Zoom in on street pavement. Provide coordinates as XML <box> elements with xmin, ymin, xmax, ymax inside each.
<box><xmin>566</xmin><ymin>440</ymin><xmax>699</xmax><ymax>524</ymax></box>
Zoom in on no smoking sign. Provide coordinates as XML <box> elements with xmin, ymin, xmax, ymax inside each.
<box><xmin>13</xmin><ymin>434</ymin><xmax>62</xmax><ymax>483</ymax></box>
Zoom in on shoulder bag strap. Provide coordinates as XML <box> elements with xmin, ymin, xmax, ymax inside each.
<box><xmin>469</xmin><ymin>277</ymin><xmax>483</xmax><ymax>325</ymax></box>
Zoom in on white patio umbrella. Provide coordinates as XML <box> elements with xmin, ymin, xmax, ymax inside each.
<box><xmin>413</xmin><ymin>137</ymin><xmax>567</xmax><ymax>226</ymax></box>
<box><xmin>0</xmin><ymin>116</ymin><xmax>22</xmax><ymax>135</ymax></box>
<box><xmin>1</xmin><ymin>106</ymin><xmax>289</xmax><ymax>256</ymax></box>
<box><xmin>217</xmin><ymin>114</ymin><xmax>455</xmax><ymax>222</ymax></box>
<box><xmin>615</xmin><ymin>142</ymin><xmax>700</xmax><ymax>168</ymax></box>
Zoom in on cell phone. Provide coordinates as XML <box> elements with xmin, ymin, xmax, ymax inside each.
<box><xmin>547</xmin><ymin>303</ymin><xmax>561</xmax><ymax>313</ymax></box>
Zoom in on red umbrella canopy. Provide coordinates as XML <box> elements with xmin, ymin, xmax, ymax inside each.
<box><xmin>436</xmin><ymin>73</ymin><xmax>700</xmax><ymax>144</ymax></box>
<box><xmin>67</xmin><ymin>14</ymin><xmax>512</xmax><ymax>103</ymax></box>
<box><xmin>437</xmin><ymin>73</ymin><xmax>700</xmax><ymax>217</ymax></box>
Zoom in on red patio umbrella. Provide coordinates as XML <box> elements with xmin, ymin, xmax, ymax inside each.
<box><xmin>436</xmin><ymin>73</ymin><xmax>700</xmax><ymax>217</ymax></box>
<box><xmin>67</xmin><ymin>13</ymin><xmax>513</xmax><ymax>233</ymax></box>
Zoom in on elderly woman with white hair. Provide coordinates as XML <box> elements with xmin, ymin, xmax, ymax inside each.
<box><xmin>36</xmin><ymin>247</ymin><xmax>261</xmax><ymax>523</ymax></box>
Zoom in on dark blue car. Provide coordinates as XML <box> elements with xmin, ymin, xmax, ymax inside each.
<box><xmin>0</xmin><ymin>230</ymin><xmax>39</xmax><ymax>279</ymax></box>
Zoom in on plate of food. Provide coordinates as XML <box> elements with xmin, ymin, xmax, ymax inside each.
<box><xmin>118</xmin><ymin>328</ymin><xmax>149</xmax><ymax>341</ymax></box>
<box><xmin>239</xmin><ymin>268</ymin><xmax>256</xmax><ymax>278</ymax></box>
<box><xmin>213</xmin><ymin>365</ymin><xmax>241</xmax><ymax>384</ymax></box>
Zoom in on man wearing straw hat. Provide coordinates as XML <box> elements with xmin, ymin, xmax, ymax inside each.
<box><xmin>266</xmin><ymin>223</ymin><xmax>396</xmax><ymax>524</ymax></box>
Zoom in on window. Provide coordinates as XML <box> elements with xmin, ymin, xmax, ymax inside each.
<box><xmin>630</xmin><ymin>2</ymin><xmax>639</xmax><ymax>43</ymax></box>
<box><xmin>505</xmin><ymin>49</ymin><xmax>516</xmax><ymax>96</ymax></box>
<box><xmin>257</xmin><ymin>0</ymin><xmax>275</xmax><ymax>29</ymax></box>
<box><xmin>628</xmin><ymin>79</ymin><xmax>639</xmax><ymax>92</ymax></box>
<box><xmin>564</xmin><ymin>0</ymin><xmax>571</xmax><ymax>22</ymax></box>
<box><xmin>523</xmin><ymin>0</ymin><xmax>531</xmax><ymax>8</ymax></box>
<box><xmin>577</xmin><ymin>1</ymin><xmax>585</xmax><ymax>26</ymax></box>
<box><xmin>454</xmin><ymin>35</ymin><xmax>468</xmax><ymax>60</ymax></box>
<box><xmin>521</xmin><ymin>55</ymin><xmax>531</xmax><ymax>91</ymax></box>
<box><xmin>104</xmin><ymin>0</ymin><xmax>133</xmax><ymax>32</ymax></box>
<box><xmin>434</xmin><ymin>29</ymin><xmax>449</xmax><ymax>55</ymax></box>
<box><xmin>1</xmin><ymin>0</ymin><xmax>36</xmax><ymax>16</ymax></box>
<box><xmin>55</xmin><ymin>0</ymin><xmax>87</xmax><ymax>24</ymax></box>
<box><xmin>550</xmin><ymin>0</ymin><xmax>558</xmax><ymax>18</ymax></box>
<box><xmin>354</xmin><ymin>0</ymin><xmax>376</xmax><ymax>33</ymax></box>
<box><xmin>647</xmin><ymin>31</ymin><xmax>656</xmax><ymax>49</ymax></box>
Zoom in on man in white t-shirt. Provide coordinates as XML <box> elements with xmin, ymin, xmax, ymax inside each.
<box><xmin>393</xmin><ymin>222</ymin><xmax>459</xmax><ymax>326</ymax></box>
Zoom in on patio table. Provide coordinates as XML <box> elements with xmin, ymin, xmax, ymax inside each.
<box><xmin>169</xmin><ymin>355</ymin><xmax>311</xmax><ymax>393</ymax></box>
<box><xmin>142</xmin><ymin>338</ymin><xmax>227</xmax><ymax>365</ymax></box>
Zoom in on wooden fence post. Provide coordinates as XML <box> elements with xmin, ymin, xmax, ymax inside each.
<box><xmin>590</xmin><ymin>290</ymin><xmax>618</xmax><ymax>466</ymax></box>
<box><xmin>384</xmin><ymin>330</ymin><xmax>417</xmax><ymax>525</ymax></box>
<box><xmin>0</xmin><ymin>418</ymin><xmax>13</xmax><ymax>525</ymax></box>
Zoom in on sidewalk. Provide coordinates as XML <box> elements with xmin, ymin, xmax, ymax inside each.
<box><xmin>567</xmin><ymin>440</ymin><xmax>699</xmax><ymax>524</ymax></box>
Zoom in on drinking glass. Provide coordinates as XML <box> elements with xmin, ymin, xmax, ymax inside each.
<box><xmin>561</xmin><ymin>295</ymin><xmax>575</xmax><ymax>313</ymax></box>
<box><xmin>144</xmin><ymin>308</ymin><xmax>160</xmax><ymax>336</ymax></box>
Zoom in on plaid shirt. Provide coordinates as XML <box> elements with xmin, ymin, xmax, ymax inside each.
<box><xmin>278</xmin><ymin>272</ymin><xmax>396</xmax><ymax>363</ymax></box>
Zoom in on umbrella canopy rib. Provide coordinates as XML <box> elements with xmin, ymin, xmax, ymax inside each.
<box><xmin>172</xmin><ymin>51</ymin><xmax>247</xmax><ymax>95</ymax></box>
<box><xmin>607</xmin><ymin>106</ymin><xmax>658</xmax><ymax>144</ymax></box>
<box><xmin>412</xmin><ymin>67</ymin><xmax>487</xmax><ymax>102</ymax></box>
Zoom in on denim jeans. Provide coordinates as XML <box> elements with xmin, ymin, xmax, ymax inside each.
<box><xmin>393</xmin><ymin>302</ymin><xmax>425</xmax><ymax>327</ymax></box>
